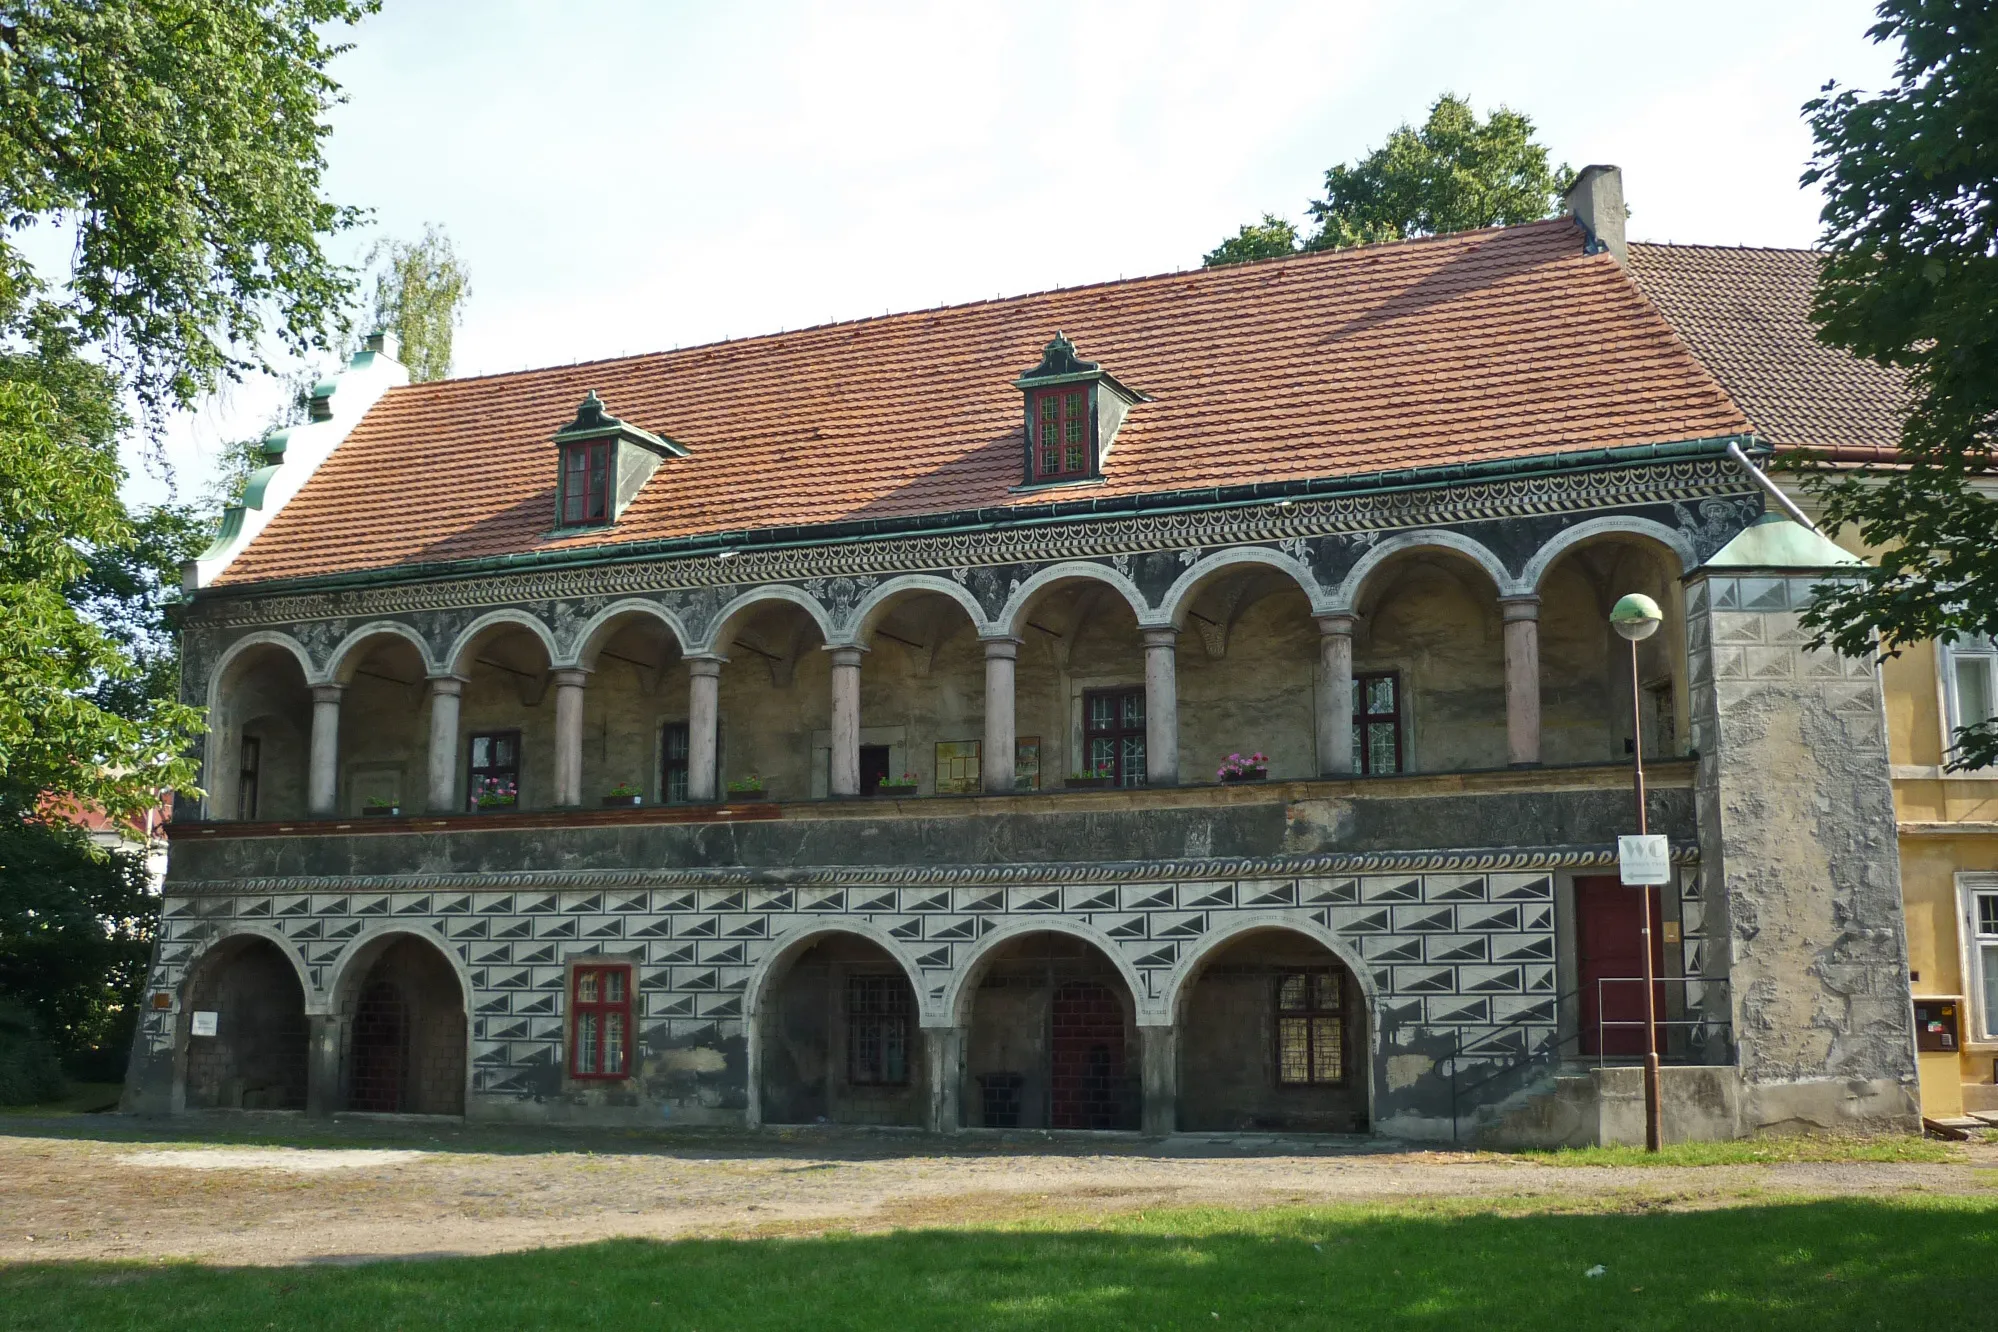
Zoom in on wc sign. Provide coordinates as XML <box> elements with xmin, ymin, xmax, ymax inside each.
<box><xmin>1617</xmin><ymin>835</ymin><xmax>1671</xmax><ymax>886</ymax></box>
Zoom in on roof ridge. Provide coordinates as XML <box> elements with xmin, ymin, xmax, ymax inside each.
<box><xmin>387</xmin><ymin>218</ymin><xmax>1585</xmax><ymax>396</ymax></box>
<box><xmin>1629</xmin><ymin>239</ymin><xmax>1823</xmax><ymax>257</ymax></box>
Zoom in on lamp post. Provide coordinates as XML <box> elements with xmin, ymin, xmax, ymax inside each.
<box><xmin>1610</xmin><ymin>592</ymin><xmax>1665</xmax><ymax>1154</ymax></box>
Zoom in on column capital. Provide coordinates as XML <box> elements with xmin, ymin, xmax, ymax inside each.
<box><xmin>826</xmin><ymin>644</ymin><xmax>867</xmax><ymax>668</ymax></box>
<box><xmin>425</xmin><ymin>673</ymin><xmax>468</xmax><ymax>695</ymax></box>
<box><xmin>980</xmin><ymin>636</ymin><xmax>1022</xmax><ymax>659</ymax></box>
<box><xmin>310</xmin><ymin>682</ymin><xmax>345</xmax><ymax>705</ymax></box>
<box><xmin>1314</xmin><ymin>612</ymin><xmax>1357</xmax><ymax>637</ymax></box>
<box><xmin>550</xmin><ymin>667</ymin><xmax>592</xmax><ymax>688</ymax></box>
<box><xmin>685</xmin><ymin>654</ymin><xmax>725</xmax><ymax>679</ymax></box>
<box><xmin>1141</xmin><ymin>626</ymin><xmax>1180</xmax><ymax>651</ymax></box>
<box><xmin>1499</xmin><ymin>594</ymin><xmax>1542</xmax><ymax>621</ymax></box>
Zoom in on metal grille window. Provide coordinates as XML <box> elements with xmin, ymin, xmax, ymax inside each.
<box><xmin>1351</xmin><ymin>672</ymin><xmax>1403</xmax><ymax>774</ymax></box>
<box><xmin>1084</xmin><ymin>687</ymin><xmax>1146</xmax><ymax>787</ymax></box>
<box><xmin>560</xmin><ymin>441</ymin><xmax>612</xmax><ymax>526</ymax></box>
<box><xmin>1033</xmin><ymin>388</ymin><xmax>1090</xmax><ymax>481</ymax></box>
<box><xmin>570</xmin><ymin>964</ymin><xmax>632</xmax><ymax>1079</ymax></box>
<box><xmin>1275</xmin><ymin>971</ymin><xmax>1345</xmax><ymax>1086</ymax></box>
<box><xmin>661</xmin><ymin>722</ymin><xmax>690</xmax><ymax>802</ymax></box>
<box><xmin>846</xmin><ymin>975</ymin><xmax>910</xmax><ymax>1086</ymax></box>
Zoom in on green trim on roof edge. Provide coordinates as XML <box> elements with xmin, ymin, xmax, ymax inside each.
<box><xmin>195</xmin><ymin>434</ymin><xmax>1762</xmax><ymax>602</ymax></box>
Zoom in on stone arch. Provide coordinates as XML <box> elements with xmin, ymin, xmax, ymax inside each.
<box><xmin>1331</xmin><ymin>529</ymin><xmax>1519</xmax><ymax>612</ymax></box>
<box><xmin>1150</xmin><ymin>546</ymin><xmax>1326</xmax><ymax>630</ymax></box>
<box><xmin>175</xmin><ymin>931</ymin><xmax>314</xmax><ymax>1112</ymax></box>
<box><xmin>944</xmin><ymin>916</ymin><xmax>1152</xmax><ymax>1026</ymax></box>
<box><xmin>444</xmin><ymin>609</ymin><xmax>561</xmax><ymax>678</ymax></box>
<box><xmin>1161</xmin><ymin>912</ymin><xmax>1378</xmax><ymax>1024</ymax></box>
<box><xmin>844</xmin><ymin>574</ymin><xmax>993</xmax><ymax>647</ymax></box>
<box><xmin>326</xmin><ymin>926</ymin><xmax>471</xmax><ymax>1116</ymax></box>
<box><xmin>206</xmin><ymin>630</ymin><xmax>316</xmax><ymax>712</ymax></box>
<box><xmin>695</xmin><ymin>584</ymin><xmax>837</xmax><ymax>656</ymax></box>
<box><xmin>324</xmin><ymin>621</ymin><xmax>441</xmax><ymax>685</ymax></box>
<box><xmin>206</xmin><ymin>632</ymin><xmax>316</xmax><ymax>822</ymax></box>
<box><xmin>1521</xmin><ymin>517</ymin><xmax>1694</xmax><ymax>594</ymax></box>
<box><xmin>997</xmin><ymin>561</ymin><xmax>1152</xmax><ymax>640</ymax></box>
<box><xmin>178</xmin><ymin>927</ymin><xmax>319</xmax><ymax>1011</ymax></box>
<box><xmin>562</xmin><ymin>598</ymin><xmax>694</xmax><ymax>671</ymax></box>
<box><xmin>746</xmin><ymin>922</ymin><xmax>931</xmax><ymax>1129</ymax></box>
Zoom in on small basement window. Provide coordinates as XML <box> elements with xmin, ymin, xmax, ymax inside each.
<box><xmin>570</xmin><ymin>963</ymin><xmax>633</xmax><ymax>1079</ymax></box>
<box><xmin>560</xmin><ymin>439</ymin><xmax>612</xmax><ymax>526</ymax></box>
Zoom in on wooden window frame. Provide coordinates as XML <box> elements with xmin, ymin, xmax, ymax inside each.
<box><xmin>1274</xmin><ymin>969</ymin><xmax>1346</xmax><ymax>1087</ymax></box>
<box><xmin>466</xmin><ymin>729</ymin><xmax>522</xmax><ymax>811</ymax></box>
<box><xmin>1083</xmin><ymin>686</ymin><xmax>1147</xmax><ymax>787</ymax></box>
<box><xmin>568</xmin><ymin>962</ymin><xmax>634</xmax><ymax>1080</ymax></box>
<box><xmin>560</xmin><ymin>439</ymin><xmax>613</xmax><ymax>527</ymax></box>
<box><xmin>845</xmin><ymin>974</ymin><xmax>912</xmax><ymax>1087</ymax></box>
<box><xmin>1351</xmin><ymin>671</ymin><xmax>1403</xmax><ymax>775</ymax></box>
<box><xmin>661</xmin><ymin>721</ymin><xmax>690</xmax><ymax>803</ymax></box>
<box><xmin>1030</xmin><ymin>386</ymin><xmax>1092</xmax><ymax>483</ymax></box>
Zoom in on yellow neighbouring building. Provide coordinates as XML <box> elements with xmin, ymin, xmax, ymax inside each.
<box><xmin>1631</xmin><ymin>241</ymin><xmax>1998</xmax><ymax>1124</ymax></box>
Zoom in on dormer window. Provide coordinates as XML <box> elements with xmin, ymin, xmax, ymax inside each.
<box><xmin>561</xmin><ymin>439</ymin><xmax>612</xmax><ymax>526</ymax></box>
<box><xmin>1034</xmin><ymin>387</ymin><xmax>1090</xmax><ymax>480</ymax></box>
<box><xmin>550</xmin><ymin>391</ymin><xmax>689</xmax><ymax>531</ymax></box>
<box><xmin>1013</xmin><ymin>333</ymin><xmax>1146</xmax><ymax>489</ymax></box>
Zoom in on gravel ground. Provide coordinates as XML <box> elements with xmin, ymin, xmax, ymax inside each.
<box><xmin>2</xmin><ymin>1117</ymin><xmax>1993</xmax><ymax>1268</ymax></box>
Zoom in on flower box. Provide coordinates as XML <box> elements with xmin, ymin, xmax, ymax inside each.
<box><xmin>1220</xmin><ymin>768</ymin><xmax>1268</xmax><ymax>784</ymax></box>
<box><xmin>722</xmin><ymin>789</ymin><xmax>771</xmax><ymax>803</ymax></box>
<box><xmin>1064</xmin><ymin>775</ymin><xmax>1115</xmax><ymax>789</ymax></box>
<box><xmin>362</xmin><ymin>805</ymin><xmax>402</xmax><ymax>817</ymax></box>
<box><xmin>474</xmin><ymin>799</ymin><xmax>518</xmax><ymax>814</ymax></box>
<box><xmin>872</xmin><ymin>783</ymin><xmax>919</xmax><ymax>797</ymax></box>
<box><xmin>601</xmin><ymin>794</ymin><xmax>644</xmax><ymax>808</ymax></box>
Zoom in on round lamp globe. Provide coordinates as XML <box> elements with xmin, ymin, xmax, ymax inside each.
<box><xmin>1611</xmin><ymin>593</ymin><xmax>1664</xmax><ymax>642</ymax></box>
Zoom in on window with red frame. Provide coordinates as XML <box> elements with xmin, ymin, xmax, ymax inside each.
<box><xmin>569</xmin><ymin>964</ymin><xmax>632</xmax><ymax>1078</ymax></box>
<box><xmin>560</xmin><ymin>440</ymin><xmax>612</xmax><ymax>526</ymax></box>
<box><xmin>1031</xmin><ymin>387</ymin><xmax>1091</xmax><ymax>481</ymax></box>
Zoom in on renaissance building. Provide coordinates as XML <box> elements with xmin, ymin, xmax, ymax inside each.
<box><xmin>124</xmin><ymin>167</ymin><xmax>1920</xmax><ymax>1144</ymax></box>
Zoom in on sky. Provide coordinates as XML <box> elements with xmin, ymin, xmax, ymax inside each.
<box><xmin>125</xmin><ymin>0</ymin><xmax>1900</xmax><ymax>509</ymax></box>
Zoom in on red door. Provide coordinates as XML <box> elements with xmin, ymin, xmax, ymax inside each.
<box><xmin>1575</xmin><ymin>876</ymin><xmax>1667</xmax><ymax>1057</ymax></box>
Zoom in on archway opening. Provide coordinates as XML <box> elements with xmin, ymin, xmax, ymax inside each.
<box><xmin>211</xmin><ymin>643</ymin><xmax>311</xmax><ymax>820</ymax></box>
<box><xmin>334</xmin><ymin>634</ymin><xmax>428</xmax><ymax>815</ymax></box>
<box><xmin>1176</xmin><ymin>929</ymin><xmax>1368</xmax><ymax>1133</ymax></box>
<box><xmin>1014</xmin><ymin>580</ymin><xmax>1147</xmax><ymax>789</ymax></box>
<box><xmin>1351</xmin><ymin>551</ymin><xmax>1507</xmax><ymax>774</ymax></box>
<box><xmin>712</xmin><ymin>599</ymin><xmax>828</xmax><ymax>798</ymax></box>
<box><xmin>455</xmin><ymin>622</ymin><xmax>554</xmax><ymax>811</ymax></box>
<box><xmin>758</xmin><ymin>933</ymin><xmax>925</xmax><ymax>1126</ymax></box>
<box><xmin>1175</xmin><ymin>566</ymin><xmax>1318</xmax><ymax>780</ymax></box>
<box><xmin>963</xmin><ymin>932</ymin><xmax>1138</xmax><ymax>1130</ymax></box>
<box><xmin>1535</xmin><ymin>536</ymin><xmax>1687</xmax><ymax>764</ymax></box>
<box><xmin>181</xmin><ymin>937</ymin><xmax>308</xmax><ymax>1110</ymax></box>
<box><xmin>340</xmin><ymin>937</ymin><xmax>465</xmax><ymax>1115</ymax></box>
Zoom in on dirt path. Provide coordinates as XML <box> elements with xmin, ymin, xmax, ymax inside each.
<box><xmin>3</xmin><ymin>1119</ymin><xmax>1993</xmax><ymax>1267</ymax></box>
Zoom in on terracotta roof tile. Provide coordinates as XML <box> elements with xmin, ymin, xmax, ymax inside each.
<box><xmin>1625</xmin><ymin>242</ymin><xmax>1908</xmax><ymax>455</ymax></box>
<box><xmin>218</xmin><ymin>219</ymin><xmax>1749</xmax><ymax>586</ymax></box>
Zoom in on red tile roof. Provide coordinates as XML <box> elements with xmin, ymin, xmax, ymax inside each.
<box><xmin>216</xmin><ymin>218</ymin><xmax>1749</xmax><ymax>586</ymax></box>
<box><xmin>1626</xmin><ymin>243</ymin><xmax>1909</xmax><ymax>457</ymax></box>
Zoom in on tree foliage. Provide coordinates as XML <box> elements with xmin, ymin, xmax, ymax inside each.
<box><xmin>0</xmin><ymin>0</ymin><xmax>378</xmax><ymax>417</ymax></box>
<box><xmin>369</xmin><ymin>224</ymin><xmax>470</xmax><ymax>383</ymax></box>
<box><xmin>1795</xmin><ymin>0</ymin><xmax>1998</xmax><ymax>770</ymax></box>
<box><xmin>1204</xmin><ymin>95</ymin><xmax>1573</xmax><ymax>266</ymax></box>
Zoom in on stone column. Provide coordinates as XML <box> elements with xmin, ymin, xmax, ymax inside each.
<box><xmin>551</xmin><ymin>667</ymin><xmax>591</xmax><ymax>807</ymax></box>
<box><xmin>828</xmin><ymin>646</ymin><xmax>865</xmax><ymax>797</ymax></box>
<box><xmin>1138</xmin><ymin>1023</ymin><xmax>1177</xmax><ymax>1136</ymax></box>
<box><xmin>1316</xmin><ymin>614</ymin><xmax>1356</xmax><ymax>777</ymax></box>
<box><xmin>305</xmin><ymin>1013</ymin><xmax>343</xmax><ymax>1118</ymax></box>
<box><xmin>1500</xmin><ymin>596</ymin><xmax>1542</xmax><ymax>767</ymax></box>
<box><xmin>982</xmin><ymin>638</ymin><xmax>1020</xmax><ymax>794</ymax></box>
<box><xmin>307</xmin><ymin>683</ymin><xmax>344</xmax><ymax>817</ymax></box>
<box><xmin>923</xmin><ymin>1024</ymin><xmax>966</xmax><ymax>1132</ymax></box>
<box><xmin>1142</xmin><ymin>627</ymin><xmax>1180</xmax><ymax>786</ymax></box>
<box><xmin>425</xmin><ymin>675</ymin><xmax>465</xmax><ymax>812</ymax></box>
<box><xmin>687</xmin><ymin>655</ymin><xmax>723</xmax><ymax>802</ymax></box>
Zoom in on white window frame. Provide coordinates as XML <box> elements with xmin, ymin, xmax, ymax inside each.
<box><xmin>1940</xmin><ymin>635</ymin><xmax>1997</xmax><ymax>770</ymax></box>
<box><xmin>1959</xmin><ymin>872</ymin><xmax>1998</xmax><ymax>1045</ymax></box>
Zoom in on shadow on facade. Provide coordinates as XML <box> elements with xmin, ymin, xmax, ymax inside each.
<box><xmin>335</xmin><ymin>936</ymin><xmax>467</xmax><ymax>1115</ymax></box>
<box><xmin>758</xmin><ymin>933</ymin><xmax>926</xmax><ymax>1126</ymax></box>
<box><xmin>180</xmin><ymin>936</ymin><xmax>309</xmax><ymax>1110</ymax></box>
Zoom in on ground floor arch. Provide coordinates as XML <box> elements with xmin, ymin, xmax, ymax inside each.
<box><xmin>963</xmin><ymin>931</ymin><xmax>1140</xmax><ymax>1131</ymax></box>
<box><xmin>1175</xmin><ymin>927</ymin><xmax>1370</xmax><ymax>1133</ymax></box>
<box><xmin>334</xmin><ymin>934</ymin><xmax>466</xmax><ymax>1115</ymax></box>
<box><xmin>179</xmin><ymin>935</ymin><xmax>310</xmax><ymax>1111</ymax></box>
<box><xmin>756</xmin><ymin>931</ymin><xmax>926</xmax><ymax>1126</ymax></box>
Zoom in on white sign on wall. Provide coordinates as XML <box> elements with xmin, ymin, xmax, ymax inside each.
<box><xmin>189</xmin><ymin>1011</ymin><xmax>219</xmax><ymax>1038</ymax></box>
<box><xmin>1618</xmin><ymin>835</ymin><xmax>1671</xmax><ymax>886</ymax></box>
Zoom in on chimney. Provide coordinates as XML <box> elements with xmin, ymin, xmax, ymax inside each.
<box><xmin>363</xmin><ymin>328</ymin><xmax>402</xmax><ymax>363</ymax></box>
<box><xmin>1565</xmin><ymin>164</ymin><xmax>1625</xmax><ymax>263</ymax></box>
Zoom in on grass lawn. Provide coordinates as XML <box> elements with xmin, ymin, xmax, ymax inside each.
<box><xmin>3</xmin><ymin>1196</ymin><xmax>1992</xmax><ymax>1330</ymax></box>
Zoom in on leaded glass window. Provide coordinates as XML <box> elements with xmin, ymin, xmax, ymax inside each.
<box><xmin>1275</xmin><ymin>971</ymin><xmax>1345</xmax><ymax>1085</ymax></box>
